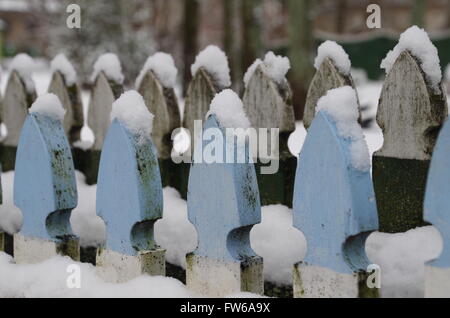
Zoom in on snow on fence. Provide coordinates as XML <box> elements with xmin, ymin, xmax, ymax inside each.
<box><xmin>1</xmin><ymin>26</ymin><xmax>450</xmax><ymax>298</ymax></box>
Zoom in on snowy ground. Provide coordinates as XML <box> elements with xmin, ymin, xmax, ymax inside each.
<box><xmin>0</xmin><ymin>62</ymin><xmax>446</xmax><ymax>298</ymax></box>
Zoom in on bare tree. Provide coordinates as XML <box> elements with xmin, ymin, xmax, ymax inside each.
<box><xmin>182</xmin><ymin>0</ymin><xmax>199</xmax><ymax>93</ymax></box>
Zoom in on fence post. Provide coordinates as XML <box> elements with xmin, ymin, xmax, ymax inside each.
<box><xmin>137</xmin><ymin>69</ymin><xmax>180</xmax><ymax>187</ymax></box>
<box><xmin>13</xmin><ymin>94</ymin><xmax>79</xmax><ymax>263</ymax></box>
<box><xmin>304</xmin><ymin>57</ymin><xmax>360</xmax><ymax>130</ymax></box>
<box><xmin>243</xmin><ymin>61</ymin><xmax>296</xmax><ymax>207</ymax></box>
<box><xmin>83</xmin><ymin>67</ymin><xmax>124</xmax><ymax>185</ymax></box>
<box><xmin>186</xmin><ymin>107</ymin><xmax>263</xmax><ymax>297</ymax></box>
<box><xmin>373</xmin><ymin>51</ymin><xmax>447</xmax><ymax>233</ymax></box>
<box><xmin>424</xmin><ymin>118</ymin><xmax>450</xmax><ymax>297</ymax></box>
<box><xmin>95</xmin><ymin>92</ymin><xmax>165</xmax><ymax>283</ymax></box>
<box><xmin>48</xmin><ymin>57</ymin><xmax>84</xmax><ymax>144</ymax></box>
<box><xmin>0</xmin><ymin>70</ymin><xmax>36</xmax><ymax>172</ymax></box>
<box><xmin>293</xmin><ymin>87</ymin><xmax>379</xmax><ymax>298</ymax></box>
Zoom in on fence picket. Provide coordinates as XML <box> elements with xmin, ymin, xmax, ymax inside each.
<box><xmin>293</xmin><ymin>108</ymin><xmax>378</xmax><ymax>298</ymax></box>
<box><xmin>186</xmin><ymin>114</ymin><xmax>263</xmax><ymax>297</ymax></box>
<box><xmin>424</xmin><ymin>118</ymin><xmax>450</xmax><ymax>298</ymax></box>
<box><xmin>96</xmin><ymin>118</ymin><xmax>165</xmax><ymax>282</ymax></box>
<box><xmin>13</xmin><ymin>109</ymin><xmax>78</xmax><ymax>263</ymax></box>
<box><xmin>373</xmin><ymin>51</ymin><xmax>448</xmax><ymax>233</ymax></box>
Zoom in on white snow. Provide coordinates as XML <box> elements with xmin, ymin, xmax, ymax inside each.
<box><xmin>29</xmin><ymin>93</ymin><xmax>66</xmax><ymax>122</ymax></box>
<box><xmin>191</xmin><ymin>45</ymin><xmax>231</xmax><ymax>89</ymax></box>
<box><xmin>314</xmin><ymin>40</ymin><xmax>351</xmax><ymax>76</ymax></box>
<box><xmin>381</xmin><ymin>26</ymin><xmax>442</xmax><ymax>94</ymax></box>
<box><xmin>110</xmin><ymin>90</ymin><xmax>154</xmax><ymax>140</ymax></box>
<box><xmin>136</xmin><ymin>52</ymin><xmax>178</xmax><ymax>89</ymax></box>
<box><xmin>316</xmin><ymin>86</ymin><xmax>370</xmax><ymax>172</ymax></box>
<box><xmin>50</xmin><ymin>53</ymin><xmax>77</xmax><ymax>86</ymax></box>
<box><xmin>91</xmin><ymin>53</ymin><xmax>124</xmax><ymax>84</ymax></box>
<box><xmin>244</xmin><ymin>52</ymin><xmax>291</xmax><ymax>87</ymax></box>
<box><xmin>0</xmin><ymin>252</ymin><xmax>192</xmax><ymax>298</ymax></box>
<box><xmin>206</xmin><ymin>89</ymin><xmax>251</xmax><ymax>129</ymax></box>
<box><xmin>9</xmin><ymin>53</ymin><xmax>36</xmax><ymax>93</ymax></box>
<box><xmin>0</xmin><ymin>172</ymin><xmax>22</xmax><ymax>235</ymax></box>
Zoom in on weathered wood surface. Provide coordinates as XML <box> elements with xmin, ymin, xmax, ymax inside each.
<box><xmin>304</xmin><ymin>57</ymin><xmax>360</xmax><ymax>130</ymax></box>
<box><xmin>293</xmin><ymin>111</ymin><xmax>379</xmax><ymax>298</ymax></box>
<box><xmin>424</xmin><ymin>118</ymin><xmax>450</xmax><ymax>298</ymax></box>
<box><xmin>14</xmin><ymin>112</ymin><xmax>78</xmax><ymax>263</ymax></box>
<box><xmin>183</xmin><ymin>67</ymin><xmax>218</xmax><ymax>152</ymax></box>
<box><xmin>96</xmin><ymin>119</ymin><xmax>165</xmax><ymax>282</ymax></box>
<box><xmin>243</xmin><ymin>64</ymin><xmax>296</xmax><ymax>207</ymax></box>
<box><xmin>0</xmin><ymin>168</ymin><xmax>12</xmax><ymax>256</ymax></box>
<box><xmin>48</xmin><ymin>71</ymin><xmax>84</xmax><ymax>144</ymax></box>
<box><xmin>1</xmin><ymin>71</ymin><xmax>36</xmax><ymax>147</ymax></box>
<box><xmin>186</xmin><ymin>115</ymin><xmax>263</xmax><ymax>297</ymax></box>
<box><xmin>88</xmin><ymin>72</ymin><xmax>123</xmax><ymax>151</ymax></box>
<box><xmin>373</xmin><ymin>51</ymin><xmax>448</xmax><ymax>233</ymax></box>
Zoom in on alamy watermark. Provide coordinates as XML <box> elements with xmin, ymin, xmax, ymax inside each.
<box><xmin>367</xmin><ymin>4</ymin><xmax>381</xmax><ymax>29</ymax></box>
<box><xmin>66</xmin><ymin>4</ymin><xmax>81</xmax><ymax>29</ymax></box>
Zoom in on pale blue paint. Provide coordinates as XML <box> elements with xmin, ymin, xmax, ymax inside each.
<box><xmin>96</xmin><ymin>119</ymin><xmax>163</xmax><ymax>256</ymax></box>
<box><xmin>424</xmin><ymin>119</ymin><xmax>450</xmax><ymax>268</ymax></box>
<box><xmin>293</xmin><ymin>111</ymin><xmax>378</xmax><ymax>274</ymax></box>
<box><xmin>14</xmin><ymin>113</ymin><xmax>77</xmax><ymax>241</ymax></box>
<box><xmin>188</xmin><ymin>115</ymin><xmax>261</xmax><ymax>261</ymax></box>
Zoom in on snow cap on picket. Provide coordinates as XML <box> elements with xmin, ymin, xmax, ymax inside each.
<box><xmin>381</xmin><ymin>26</ymin><xmax>442</xmax><ymax>94</ymax></box>
<box><xmin>29</xmin><ymin>93</ymin><xmax>66</xmax><ymax>122</ymax></box>
<box><xmin>314</xmin><ymin>41</ymin><xmax>351</xmax><ymax>76</ymax></box>
<box><xmin>317</xmin><ymin>86</ymin><xmax>370</xmax><ymax>172</ymax></box>
<box><xmin>111</xmin><ymin>90</ymin><xmax>154</xmax><ymax>139</ymax></box>
<box><xmin>191</xmin><ymin>45</ymin><xmax>231</xmax><ymax>89</ymax></box>
<box><xmin>91</xmin><ymin>53</ymin><xmax>124</xmax><ymax>84</ymax></box>
<box><xmin>9</xmin><ymin>53</ymin><xmax>36</xmax><ymax>93</ymax></box>
<box><xmin>136</xmin><ymin>52</ymin><xmax>178</xmax><ymax>89</ymax></box>
<box><xmin>207</xmin><ymin>89</ymin><xmax>250</xmax><ymax>129</ymax></box>
<box><xmin>244</xmin><ymin>51</ymin><xmax>291</xmax><ymax>87</ymax></box>
<box><xmin>50</xmin><ymin>53</ymin><xmax>77</xmax><ymax>86</ymax></box>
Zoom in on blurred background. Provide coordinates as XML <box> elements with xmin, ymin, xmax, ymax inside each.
<box><xmin>0</xmin><ymin>0</ymin><xmax>447</xmax><ymax>120</ymax></box>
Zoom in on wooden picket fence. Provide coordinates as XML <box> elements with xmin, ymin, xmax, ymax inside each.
<box><xmin>0</xmin><ymin>40</ymin><xmax>450</xmax><ymax>298</ymax></box>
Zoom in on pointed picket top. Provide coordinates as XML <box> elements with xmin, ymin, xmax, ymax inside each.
<box><xmin>304</xmin><ymin>57</ymin><xmax>360</xmax><ymax>130</ymax></box>
<box><xmin>48</xmin><ymin>71</ymin><xmax>84</xmax><ymax>144</ymax></box>
<box><xmin>96</xmin><ymin>119</ymin><xmax>163</xmax><ymax>256</ymax></box>
<box><xmin>376</xmin><ymin>51</ymin><xmax>447</xmax><ymax>161</ymax></box>
<box><xmin>183</xmin><ymin>67</ymin><xmax>219</xmax><ymax>148</ymax></box>
<box><xmin>243</xmin><ymin>63</ymin><xmax>295</xmax><ymax>135</ymax></box>
<box><xmin>88</xmin><ymin>71</ymin><xmax>123</xmax><ymax>150</ymax></box>
<box><xmin>14</xmin><ymin>112</ymin><xmax>77</xmax><ymax>242</ymax></box>
<box><xmin>2</xmin><ymin>70</ymin><xmax>36</xmax><ymax>147</ymax></box>
<box><xmin>137</xmin><ymin>70</ymin><xmax>180</xmax><ymax>159</ymax></box>
<box><xmin>424</xmin><ymin>119</ymin><xmax>450</xmax><ymax>297</ymax></box>
<box><xmin>186</xmin><ymin>114</ymin><xmax>263</xmax><ymax>296</ymax></box>
<box><xmin>293</xmin><ymin>110</ymin><xmax>378</xmax><ymax>298</ymax></box>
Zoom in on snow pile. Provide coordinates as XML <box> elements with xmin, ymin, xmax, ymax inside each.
<box><xmin>71</xmin><ymin>172</ymin><xmax>106</xmax><ymax>247</ymax></box>
<box><xmin>110</xmin><ymin>91</ymin><xmax>154</xmax><ymax>140</ymax></box>
<box><xmin>136</xmin><ymin>52</ymin><xmax>178</xmax><ymax>89</ymax></box>
<box><xmin>251</xmin><ymin>205</ymin><xmax>305</xmax><ymax>285</ymax></box>
<box><xmin>0</xmin><ymin>172</ymin><xmax>22</xmax><ymax>235</ymax></box>
<box><xmin>316</xmin><ymin>86</ymin><xmax>370</xmax><ymax>172</ymax></box>
<box><xmin>244</xmin><ymin>52</ymin><xmax>291</xmax><ymax>87</ymax></box>
<box><xmin>207</xmin><ymin>89</ymin><xmax>251</xmax><ymax>129</ymax></box>
<box><xmin>91</xmin><ymin>53</ymin><xmax>124</xmax><ymax>84</ymax></box>
<box><xmin>0</xmin><ymin>252</ymin><xmax>192</xmax><ymax>298</ymax></box>
<box><xmin>381</xmin><ymin>26</ymin><xmax>442</xmax><ymax>94</ymax></box>
<box><xmin>50</xmin><ymin>53</ymin><xmax>77</xmax><ymax>86</ymax></box>
<box><xmin>191</xmin><ymin>45</ymin><xmax>231</xmax><ymax>89</ymax></box>
<box><xmin>9</xmin><ymin>53</ymin><xmax>35</xmax><ymax>93</ymax></box>
<box><xmin>367</xmin><ymin>226</ymin><xmax>442</xmax><ymax>298</ymax></box>
<box><xmin>314</xmin><ymin>40</ymin><xmax>351</xmax><ymax>76</ymax></box>
<box><xmin>29</xmin><ymin>93</ymin><xmax>66</xmax><ymax>122</ymax></box>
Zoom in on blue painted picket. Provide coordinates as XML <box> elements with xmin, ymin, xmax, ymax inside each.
<box><xmin>96</xmin><ymin>119</ymin><xmax>163</xmax><ymax>256</ymax></box>
<box><xmin>186</xmin><ymin>114</ymin><xmax>263</xmax><ymax>296</ymax></box>
<box><xmin>14</xmin><ymin>112</ymin><xmax>77</xmax><ymax>242</ymax></box>
<box><xmin>293</xmin><ymin>111</ymin><xmax>378</xmax><ymax>298</ymax></box>
<box><xmin>424</xmin><ymin>118</ymin><xmax>450</xmax><ymax>297</ymax></box>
